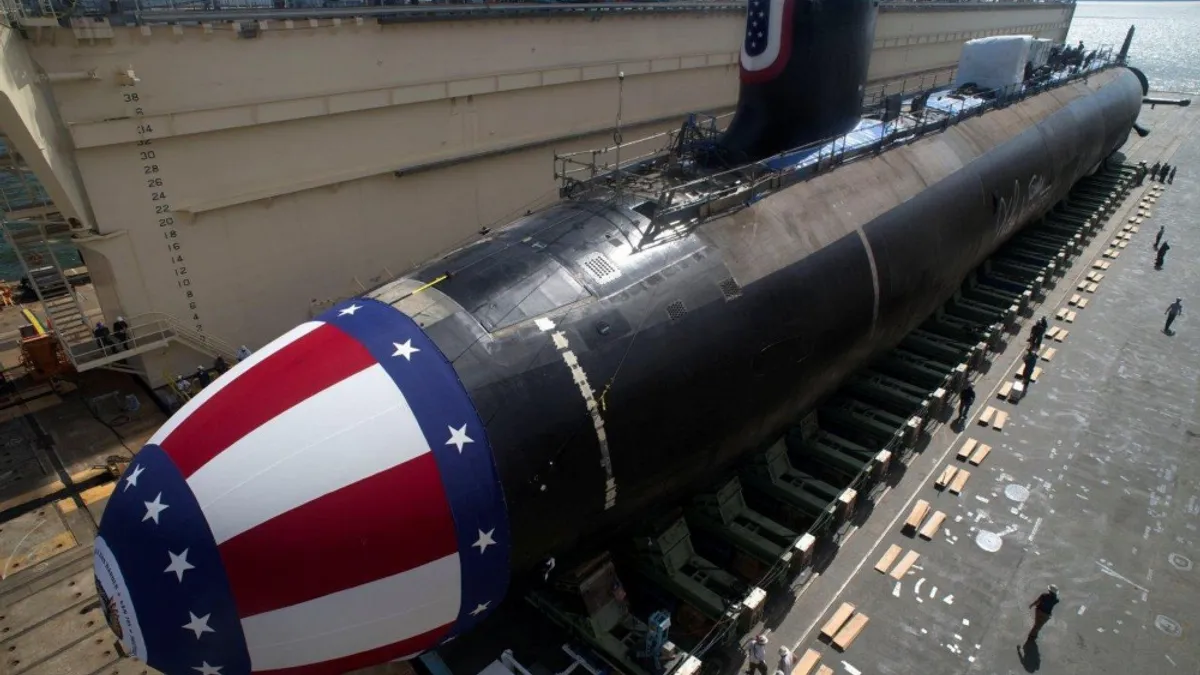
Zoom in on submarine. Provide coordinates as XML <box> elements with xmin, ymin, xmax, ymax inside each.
<box><xmin>91</xmin><ymin>1</ymin><xmax>1145</xmax><ymax>673</ymax></box>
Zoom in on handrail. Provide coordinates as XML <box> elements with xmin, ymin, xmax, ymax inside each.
<box><xmin>67</xmin><ymin>311</ymin><xmax>239</xmax><ymax>368</ymax></box>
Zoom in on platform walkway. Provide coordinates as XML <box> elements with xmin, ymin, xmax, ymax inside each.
<box><xmin>750</xmin><ymin>97</ymin><xmax>1200</xmax><ymax>675</ymax></box>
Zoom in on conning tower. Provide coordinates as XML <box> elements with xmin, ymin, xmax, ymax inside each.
<box><xmin>714</xmin><ymin>0</ymin><xmax>878</xmax><ymax>164</ymax></box>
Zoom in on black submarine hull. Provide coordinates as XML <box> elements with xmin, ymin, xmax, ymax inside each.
<box><xmin>391</xmin><ymin>66</ymin><xmax>1143</xmax><ymax>577</ymax></box>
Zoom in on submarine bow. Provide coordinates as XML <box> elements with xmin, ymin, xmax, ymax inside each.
<box><xmin>93</xmin><ymin>303</ymin><xmax>512</xmax><ymax>674</ymax></box>
<box><xmin>714</xmin><ymin>0</ymin><xmax>878</xmax><ymax>164</ymax></box>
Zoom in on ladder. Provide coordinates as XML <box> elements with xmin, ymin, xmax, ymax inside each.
<box><xmin>2</xmin><ymin>221</ymin><xmax>93</xmax><ymax>350</ymax></box>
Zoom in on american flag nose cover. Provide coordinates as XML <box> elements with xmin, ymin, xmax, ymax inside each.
<box><xmin>93</xmin><ymin>297</ymin><xmax>512</xmax><ymax>675</ymax></box>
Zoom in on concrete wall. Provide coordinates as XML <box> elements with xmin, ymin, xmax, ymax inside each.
<box><xmin>0</xmin><ymin>25</ymin><xmax>93</xmax><ymax>228</ymax></box>
<box><xmin>11</xmin><ymin>3</ymin><xmax>1074</xmax><ymax>382</ymax></box>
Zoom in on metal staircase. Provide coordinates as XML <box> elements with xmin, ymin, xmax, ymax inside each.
<box><xmin>3</xmin><ymin>221</ymin><xmax>93</xmax><ymax>347</ymax></box>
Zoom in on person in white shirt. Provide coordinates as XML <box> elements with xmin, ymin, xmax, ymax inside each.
<box><xmin>776</xmin><ymin>646</ymin><xmax>794</xmax><ymax>674</ymax></box>
<box><xmin>747</xmin><ymin>634</ymin><xmax>769</xmax><ymax>675</ymax></box>
<box><xmin>236</xmin><ymin>345</ymin><xmax>252</xmax><ymax>361</ymax></box>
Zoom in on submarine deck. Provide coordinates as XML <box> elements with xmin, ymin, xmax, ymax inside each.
<box><xmin>1</xmin><ymin>94</ymin><xmax>1199</xmax><ymax>675</ymax></box>
<box><xmin>733</xmin><ymin>93</ymin><xmax>1200</xmax><ymax>675</ymax></box>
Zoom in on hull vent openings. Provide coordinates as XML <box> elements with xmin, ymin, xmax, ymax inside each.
<box><xmin>667</xmin><ymin>300</ymin><xmax>688</xmax><ymax>321</ymax></box>
<box><xmin>579</xmin><ymin>252</ymin><xmax>623</xmax><ymax>284</ymax></box>
<box><xmin>719</xmin><ymin>277</ymin><xmax>743</xmax><ymax>300</ymax></box>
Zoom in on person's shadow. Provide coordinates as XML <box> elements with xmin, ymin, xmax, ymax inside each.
<box><xmin>1017</xmin><ymin>637</ymin><xmax>1041</xmax><ymax>672</ymax></box>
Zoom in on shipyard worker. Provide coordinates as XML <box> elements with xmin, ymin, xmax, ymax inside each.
<box><xmin>195</xmin><ymin>366</ymin><xmax>211</xmax><ymax>388</ymax></box>
<box><xmin>746</xmin><ymin>635</ymin><xmax>769</xmax><ymax>675</ymax></box>
<box><xmin>1165</xmin><ymin>298</ymin><xmax>1184</xmax><ymax>334</ymax></box>
<box><xmin>1022</xmin><ymin>349</ymin><xmax>1039</xmax><ymax>386</ymax></box>
<box><xmin>1169</xmin><ymin>166</ymin><xmax>1177</xmax><ymax>184</ymax></box>
<box><xmin>175</xmin><ymin>375</ymin><xmax>192</xmax><ymax>395</ymax></box>
<box><xmin>1027</xmin><ymin>584</ymin><xmax>1060</xmax><ymax>641</ymax></box>
<box><xmin>93</xmin><ymin>322</ymin><xmax>114</xmax><ymax>355</ymax></box>
<box><xmin>777</xmin><ymin>647</ymin><xmax>794</xmax><ymax>674</ymax></box>
<box><xmin>1135</xmin><ymin>162</ymin><xmax>1147</xmax><ymax>186</ymax></box>
<box><xmin>1028</xmin><ymin>316</ymin><xmax>1048</xmax><ymax>351</ymax></box>
<box><xmin>957</xmin><ymin>383</ymin><xmax>976</xmax><ymax>425</ymax></box>
<box><xmin>112</xmin><ymin>316</ymin><xmax>130</xmax><ymax>351</ymax></box>
<box><xmin>214</xmin><ymin>355</ymin><xmax>229</xmax><ymax>374</ymax></box>
<box><xmin>1151</xmin><ymin>161</ymin><xmax>1162</xmax><ymax>181</ymax></box>
<box><xmin>236</xmin><ymin>345</ymin><xmax>252</xmax><ymax>361</ymax></box>
<box><xmin>1154</xmin><ymin>226</ymin><xmax>1165</xmax><ymax>250</ymax></box>
<box><xmin>1155</xmin><ymin>241</ymin><xmax>1170</xmax><ymax>269</ymax></box>
<box><xmin>1160</xmin><ymin>163</ymin><xmax>1171</xmax><ymax>183</ymax></box>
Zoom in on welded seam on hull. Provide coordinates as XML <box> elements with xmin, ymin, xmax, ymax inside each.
<box><xmin>536</xmin><ymin>317</ymin><xmax>617</xmax><ymax>510</ymax></box>
<box><xmin>855</xmin><ymin>229</ymin><xmax>881</xmax><ymax>335</ymax></box>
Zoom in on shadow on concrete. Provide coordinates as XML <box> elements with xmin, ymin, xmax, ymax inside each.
<box><xmin>1017</xmin><ymin>638</ymin><xmax>1041</xmax><ymax>672</ymax></box>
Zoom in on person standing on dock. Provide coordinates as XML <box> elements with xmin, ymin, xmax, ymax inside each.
<box><xmin>957</xmin><ymin>383</ymin><xmax>976</xmax><ymax>425</ymax></box>
<box><xmin>1027</xmin><ymin>584</ymin><xmax>1060</xmax><ymax>641</ymax></box>
<box><xmin>1136</xmin><ymin>162</ymin><xmax>1148</xmax><ymax>186</ymax></box>
<box><xmin>1160</xmin><ymin>163</ymin><xmax>1171</xmax><ymax>183</ymax></box>
<box><xmin>1156</xmin><ymin>241</ymin><xmax>1171</xmax><ymax>270</ymax></box>
<box><xmin>1028</xmin><ymin>316</ymin><xmax>1049</xmax><ymax>351</ymax></box>
<box><xmin>776</xmin><ymin>647</ymin><xmax>794</xmax><ymax>674</ymax></box>
<box><xmin>1164</xmin><ymin>298</ymin><xmax>1184</xmax><ymax>334</ymax></box>
<box><xmin>1151</xmin><ymin>161</ymin><xmax>1162</xmax><ymax>181</ymax></box>
<box><xmin>1022</xmin><ymin>349</ymin><xmax>1039</xmax><ymax>387</ymax></box>
<box><xmin>92</xmin><ymin>322</ymin><xmax>114</xmax><ymax>355</ymax></box>
<box><xmin>1154</xmin><ymin>226</ymin><xmax>1165</xmax><ymax>250</ymax></box>
<box><xmin>747</xmin><ymin>635</ymin><xmax>769</xmax><ymax>675</ymax></box>
<box><xmin>1168</xmin><ymin>166</ymin><xmax>1177</xmax><ymax>184</ymax></box>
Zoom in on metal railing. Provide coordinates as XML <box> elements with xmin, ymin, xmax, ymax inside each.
<box><xmin>635</xmin><ymin>51</ymin><xmax>1117</xmax><ymax>245</ymax></box>
<box><xmin>0</xmin><ymin>0</ymin><xmax>1075</xmax><ymax>26</ymax></box>
<box><xmin>68</xmin><ymin>311</ymin><xmax>239</xmax><ymax>370</ymax></box>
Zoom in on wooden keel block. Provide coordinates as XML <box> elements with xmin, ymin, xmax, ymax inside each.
<box><xmin>949</xmin><ymin>469</ymin><xmax>971</xmax><ymax>495</ymax></box>
<box><xmin>1092</xmin><ymin>260</ymin><xmax>1107</xmax><ymax>269</ymax></box>
<box><xmin>1077</xmin><ymin>298</ymin><xmax>1088</xmax><ymax>309</ymax></box>
<box><xmin>1065</xmin><ymin>311</ymin><xmax>1077</xmax><ymax>323</ymax></box>
<box><xmin>969</xmin><ymin>443</ymin><xmax>992</xmax><ymax>466</ymax></box>
<box><xmin>890</xmin><ymin>550</ymin><xmax>920</xmax><ymax>579</ymax></box>
<box><xmin>1041</xmin><ymin>346</ymin><xmax>1057</xmax><ymax>361</ymax></box>
<box><xmin>833</xmin><ymin>613</ymin><xmax>870</xmax><ymax>651</ymax></box>
<box><xmin>816</xmin><ymin>666</ymin><xmax>835</xmax><ymax>675</ymax></box>
<box><xmin>993</xmin><ymin>410</ymin><xmax>1008</xmax><ymax>430</ymax></box>
<box><xmin>905</xmin><ymin>499</ymin><xmax>931</xmax><ymax>530</ymax></box>
<box><xmin>918</xmin><ymin>511</ymin><xmax>947</xmax><ymax>540</ymax></box>
<box><xmin>1054</xmin><ymin>329</ymin><xmax>1069</xmax><ymax>342</ymax></box>
<box><xmin>998</xmin><ymin>381</ymin><xmax>1013</xmax><ymax>399</ymax></box>
<box><xmin>1086</xmin><ymin>282</ymin><xmax>1099</xmax><ymax>293</ymax></box>
<box><xmin>1046</xmin><ymin>326</ymin><xmax>1061</xmax><ymax>339</ymax></box>
<box><xmin>794</xmin><ymin>650</ymin><xmax>822</xmax><ymax>675</ymax></box>
<box><xmin>1056</xmin><ymin>308</ymin><xmax>1068</xmax><ymax>320</ymax></box>
<box><xmin>821</xmin><ymin>602</ymin><xmax>856</xmax><ymax>639</ymax></box>
<box><xmin>937</xmin><ymin>465</ymin><xmax>959</xmax><ymax>488</ymax></box>
<box><xmin>1069</xmin><ymin>294</ymin><xmax>1082</xmax><ymax>306</ymax></box>
<box><xmin>979</xmin><ymin>406</ymin><xmax>997</xmax><ymax>426</ymax></box>
<box><xmin>875</xmin><ymin>544</ymin><xmax>903</xmax><ymax>574</ymax></box>
<box><xmin>957</xmin><ymin>438</ymin><xmax>978</xmax><ymax>461</ymax></box>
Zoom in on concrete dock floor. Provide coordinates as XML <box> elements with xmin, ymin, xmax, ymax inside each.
<box><xmin>2</xmin><ymin>94</ymin><xmax>1198</xmax><ymax>675</ymax></box>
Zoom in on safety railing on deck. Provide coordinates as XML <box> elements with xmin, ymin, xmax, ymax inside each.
<box><xmin>68</xmin><ymin>311</ymin><xmax>239</xmax><ymax>371</ymax></box>
<box><xmin>638</xmin><ymin>51</ymin><xmax>1117</xmax><ymax>246</ymax></box>
<box><xmin>0</xmin><ymin>0</ymin><xmax>1075</xmax><ymax>26</ymax></box>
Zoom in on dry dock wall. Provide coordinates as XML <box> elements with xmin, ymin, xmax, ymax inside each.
<box><xmin>5</xmin><ymin>3</ymin><xmax>1073</xmax><ymax>383</ymax></box>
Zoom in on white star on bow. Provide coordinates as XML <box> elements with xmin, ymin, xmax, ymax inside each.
<box><xmin>143</xmin><ymin>493</ymin><xmax>169</xmax><ymax>524</ymax></box>
<box><xmin>165</xmin><ymin>549</ymin><xmax>195</xmax><ymax>582</ymax></box>
<box><xmin>392</xmin><ymin>339</ymin><xmax>420</xmax><ymax>361</ymax></box>
<box><xmin>182</xmin><ymin>612</ymin><xmax>215</xmax><ymax>639</ymax></box>
<box><xmin>193</xmin><ymin>662</ymin><xmax>223</xmax><ymax>675</ymax></box>
<box><xmin>446</xmin><ymin>424</ymin><xmax>474</xmax><ymax>453</ymax></box>
<box><xmin>339</xmin><ymin>304</ymin><xmax>362</xmax><ymax>317</ymax></box>
<box><xmin>473</xmin><ymin>529</ymin><xmax>497</xmax><ymax>554</ymax></box>
<box><xmin>123</xmin><ymin>464</ymin><xmax>145</xmax><ymax>492</ymax></box>
<box><xmin>470</xmin><ymin>602</ymin><xmax>490</xmax><ymax>616</ymax></box>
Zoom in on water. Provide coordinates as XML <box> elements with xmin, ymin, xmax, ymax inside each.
<box><xmin>0</xmin><ymin>139</ymin><xmax>84</xmax><ymax>281</ymax></box>
<box><xmin>1068</xmin><ymin>1</ymin><xmax>1200</xmax><ymax>94</ymax></box>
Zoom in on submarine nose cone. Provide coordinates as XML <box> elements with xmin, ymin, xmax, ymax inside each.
<box><xmin>94</xmin><ymin>298</ymin><xmax>512</xmax><ymax>675</ymax></box>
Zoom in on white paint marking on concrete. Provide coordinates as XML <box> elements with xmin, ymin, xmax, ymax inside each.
<box><xmin>943</xmin><ymin>594</ymin><xmax>954</xmax><ymax>605</ymax></box>
<box><xmin>930</xmin><ymin>586</ymin><xmax>938</xmax><ymax>599</ymax></box>
<box><xmin>1078</xmin><ymin>605</ymin><xmax>1087</xmax><ymax>616</ymax></box>
<box><xmin>1144</xmin><ymin>526</ymin><xmax>1152</xmax><ymax>540</ymax></box>
<box><xmin>1028</xmin><ymin>516</ymin><xmax>1043</xmax><ymax>544</ymax></box>
<box><xmin>962</xmin><ymin>618</ymin><xmax>970</xmax><ymax>626</ymax></box>
<box><xmin>1166</xmin><ymin>654</ymin><xmax>1177</xmax><ymax>667</ymax></box>
<box><xmin>914</xmin><ymin>578</ymin><xmax>925</xmax><ymax>597</ymax></box>
<box><xmin>842</xmin><ymin>662</ymin><xmax>862</xmax><ymax>675</ymax></box>
<box><xmin>789</xmin><ymin>352</ymin><xmax>1026</xmax><ymax>652</ymax></box>
<box><xmin>1096</xmin><ymin>561</ymin><xmax>1150</xmax><ymax>594</ymax></box>
<box><xmin>975</xmin><ymin>495</ymin><xmax>990</xmax><ymax>504</ymax></box>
